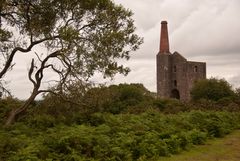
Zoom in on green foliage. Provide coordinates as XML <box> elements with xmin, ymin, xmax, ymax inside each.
<box><xmin>191</xmin><ymin>78</ymin><xmax>235</xmax><ymax>101</ymax></box>
<box><xmin>185</xmin><ymin>111</ymin><xmax>238</xmax><ymax>137</ymax></box>
<box><xmin>0</xmin><ymin>98</ymin><xmax>23</xmax><ymax>123</ymax></box>
<box><xmin>233</xmin><ymin>88</ymin><xmax>240</xmax><ymax>105</ymax></box>
<box><xmin>1</xmin><ymin>0</ymin><xmax>143</xmax><ymax>126</ymax></box>
<box><xmin>37</xmin><ymin>81</ymin><xmax>239</xmax><ymax>124</ymax></box>
<box><xmin>187</xmin><ymin>129</ymin><xmax>207</xmax><ymax>145</ymax></box>
<box><xmin>82</xmin><ymin>83</ymin><xmax>154</xmax><ymax>114</ymax></box>
<box><xmin>1</xmin><ymin>0</ymin><xmax>143</xmax><ymax>79</ymax></box>
<box><xmin>1</xmin><ymin>111</ymin><xmax>240</xmax><ymax>160</ymax></box>
<box><xmin>153</xmin><ymin>99</ymin><xmax>187</xmax><ymax>113</ymax></box>
<box><xmin>1</xmin><ymin>82</ymin><xmax>240</xmax><ymax>160</ymax></box>
<box><xmin>27</xmin><ymin>114</ymin><xmax>56</xmax><ymax>130</ymax></box>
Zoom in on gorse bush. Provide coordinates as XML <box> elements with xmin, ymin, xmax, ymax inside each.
<box><xmin>1</xmin><ymin>111</ymin><xmax>240</xmax><ymax>161</ymax></box>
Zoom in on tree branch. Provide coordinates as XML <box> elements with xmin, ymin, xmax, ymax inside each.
<box><xmin>0</xmin><ymin>35</ymin><xmax>59</xmax><ymax>78</ymax></box>
<box><xmin>34</xmin><ymin>50</ymin><xmax>61</xmax><ymax>87</ymax></box>
<box><xmin>28</xmin><ymin>59</ymin><xmax>36</xmax><ymax>86</ymax></box>
<box><xmin>38</xmin><ymin>89</ymin><xmax>85</xmax><ymax>107</ymax></box>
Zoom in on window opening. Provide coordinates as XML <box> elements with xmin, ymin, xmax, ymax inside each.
<box><xmin>194</xmin><ymin>66</ymin><xmax>198</xmax><ymax>72</ymax></box>
<box><xmin>174</xmin><ymin>80</ymin><xmax>177</xmax><ymax>87</ymax></box>
<box><xmin>173</xmin><ymin>65</ymin><xmax>177</xmax><ymax>72</ymax></box>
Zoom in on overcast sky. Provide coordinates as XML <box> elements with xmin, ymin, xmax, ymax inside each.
<box><xmin>5</xmin><ymin>0</ymin><xmax>240</xmax><ymax>99</ymax></box>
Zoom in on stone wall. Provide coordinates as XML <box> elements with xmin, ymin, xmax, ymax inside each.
<box><xmin>156</xmin><ymin>20</ymin><xmax>206</xmax><ymax>101</ymax></box>
<box><xmin>156</xmin><ymin>52</ymin><xmax>171</xmax><ymax>98</ymax></box>
<box><xmin>156</xmin><ymin>51</ymin><xmax>206</xmax><ymax>101</ymax></box>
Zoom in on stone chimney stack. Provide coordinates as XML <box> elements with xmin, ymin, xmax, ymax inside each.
<box><xmin>160</xmin><ymin>21</ymin><xmax>170</xmax><ymax>53</ymax></box>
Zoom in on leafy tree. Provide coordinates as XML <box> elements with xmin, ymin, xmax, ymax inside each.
<box><xmin>190</xmin><ymin>78</ymin><xmax>235</xmax><ymax>101</ymax></box>
<box><xmin>0</xmin><ymin>0</ymin><xmax>142</xmax><ymax>126</ymax></box>
<box><xmin>232</xmin><ymin>87</ymin><xmax>240</xmax><ymax>105</ymax></box>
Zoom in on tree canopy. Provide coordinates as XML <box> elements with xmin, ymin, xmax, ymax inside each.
<box><xmin>190</xmin><ymin>78</ymin><xmax>235</xmax><ymax>101</ymax></box>
<box><xmin>0</xmin><ymin>0</ymin><xmax>143</xmax><ymax>125</ymax></box>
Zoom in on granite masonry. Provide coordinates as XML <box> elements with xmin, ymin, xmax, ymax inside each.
<box><xmin>156</xmin><ymin>21</ymin><xmax>206</xmax><ymax>101</ymax></box>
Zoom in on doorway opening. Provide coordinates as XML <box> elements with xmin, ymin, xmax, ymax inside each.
<box><xmin>171</xmin><ymin>89</ymin><xmax>180</xmax><ymax>99</ymax></box>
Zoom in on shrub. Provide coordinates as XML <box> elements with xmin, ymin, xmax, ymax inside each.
<box><xmin>82</xmin><ymin>83</ymin><xmax>154</xmax><ymax>114</ymax></box>
<box><xmin>0</xmin><ymin>97</ymin><xmax>23</xmax><ymax>125</ymax></box>
<box><xmin>1</xmin><ymin>111</ymin><xmax>240</xmax><ymax>160</ymax></box>
<box><xmin>153</xmin><ymin>99</ymin><xmax>187</xmax><ymax>113</ymax></box>
<box><xmin>188</xmin><ymin>129</ymin><xmax>207</xmax><ymax>145</ymax></box>
<box><xmin>27</xmin><ymin>114</ymin><xmax>56</xmax><ymax>130</ymax></box>
<box><xmin>164</xmin><ymin>134</ymin><xmax>181</xmax><ymax>154</ymax></box>
<box><xmin>138</xmin><ymin>131</ymin><xmax>169</xmax><ymax>157</ymax></box>
<box><xmin>191</xmin><ymin>78</ymin><xmax>235</xmax><ymax>101</ymax></box>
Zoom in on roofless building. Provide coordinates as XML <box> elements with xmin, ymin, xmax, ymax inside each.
<box><xmin>156</xmin><ymin>21</ymin><xmax>206</xmax><ymax>101</ymax></box>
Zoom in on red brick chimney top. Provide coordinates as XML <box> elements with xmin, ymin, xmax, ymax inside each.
<box><xmin>160</xmin><ymin>21</ymin><xmax>170</xmax><ymax>53</ymax></box>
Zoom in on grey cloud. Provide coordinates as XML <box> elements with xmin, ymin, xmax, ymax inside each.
<box><xmin>114</xmin><ymin>0</ymin><xmax>240</xmax><ymax>91</ymax></box>
<box><xmin>171</xmin><ymin>1</ymin><xmax>240</xmax><ymax>57</ymax></box>
<box><xmin>5</xmin><ymin>0</ymin><xmax>240</xmax><ymax>98</ymax></box>
<box><xmin>229</xmin><ymin>75</ymin><xmax>240</xmax><ymax>89</ymax></box>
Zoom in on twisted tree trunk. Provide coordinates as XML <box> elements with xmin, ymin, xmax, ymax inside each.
<box><xmin>4</xmin><ymin>92</ymin><xmax>38</xmax><ymax>127</ymax></box>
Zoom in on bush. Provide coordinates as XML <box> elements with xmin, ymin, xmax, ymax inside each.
<box><xmin>1</xmin><ymin>111</ymin><xmax>240</xmax><ymax>160</ymax></box>
<box><xmin>27</xmin><ymin>114</ymin><xmax>56</xmax><ymax>130</ymax></box>
<box><xmin>0</xmin><ymin>97</ymin><xmax>23</xmax><ymax>125</ymax></box>
<box><xmin>188</xmin><ymin>129</ymin><xmax>207</xmax><ymax>145</ymax></box>
<box><xmin>82</xmin><ymin>83</ymin><xmax>154</xmax><ymax>114</ymax></box>
<box><xmin>191</xmin><ymin>78</ymin><xmax>235</xmax><ymax>101</ymax></box>
<box><xmin>153</xmin><ymin>99</ymin><xmax>187</xmax><ymax>113</ymax></box>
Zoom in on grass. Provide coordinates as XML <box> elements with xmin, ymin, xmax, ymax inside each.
<box><xmin>159</xmin><ymin>130</ymin><xmax>240</xmax><ymax>161</ymax></box>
